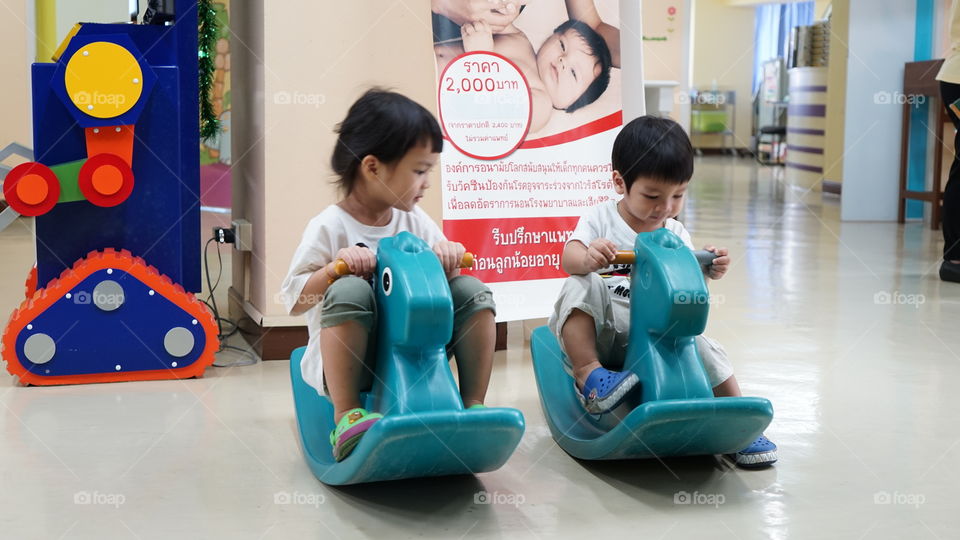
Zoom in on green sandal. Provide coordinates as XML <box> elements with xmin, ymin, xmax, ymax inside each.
<box><xmin>329</xmin><ymin>408</ymin><xmax>383</xmax><ymax>462</ymax></box>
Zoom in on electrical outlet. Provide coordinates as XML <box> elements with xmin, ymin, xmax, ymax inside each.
<box><xmin>212</xmin><ymin>226</ymin><xmax>235</xmax><ymax>244</ymax></box>
<box><xmin>232</xmin><ymin>218</ymin><xmax>252</xmax><ymax>251</ymax></box>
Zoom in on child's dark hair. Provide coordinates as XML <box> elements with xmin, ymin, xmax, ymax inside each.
<box><xmin>331</xmin><ymin>89</ymin><xmax>443</xmax><ymax>193</ymax></box>
<box><xmin>612</xmin><ymin>116</ymin><xmax>694</xmax><ymax>189</ymax></box>
<box><xmin>554</xmin><ymin>20</ymin><xmax>613</xmax><ymax>113</ymax></box>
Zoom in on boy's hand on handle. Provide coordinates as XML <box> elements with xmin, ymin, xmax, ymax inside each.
<box><xmin>703</xmin><ymin>245</ymin><xmax>729</xmax><ymax>280</ymax></box>
<box><xmin>334</xmin><ymin>246</ymin><xmax>376</xmax><ymax>280</ymax></box>
<box><xmin>433</xmin><ymin>241</ymin><xmax>467</xmax><ymax>275</ymax></box>
<box><xmin>584</xmin><ymin>238</ymin><xmax>617</xmax><ymax>273</ymax></box>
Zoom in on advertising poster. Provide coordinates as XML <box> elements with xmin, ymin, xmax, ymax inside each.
<box><xmin>431</xmin><ymin>0</ymin><xmax>623</xmax><ymax>320</ymax></box>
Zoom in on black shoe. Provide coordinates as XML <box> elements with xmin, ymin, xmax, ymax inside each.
<box><xmin>941</xmin><ymin>260</ymin><xmax>960</xmax><ymax>283</ymax></box>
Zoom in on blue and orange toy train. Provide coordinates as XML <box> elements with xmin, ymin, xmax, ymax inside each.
<box><xmin>1</xmin><ymin>9</ymin><xmax>218</xmax><ymax>385</ymax></box>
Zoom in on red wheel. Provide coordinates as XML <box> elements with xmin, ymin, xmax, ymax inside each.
<box><xmin>78</xmin><ymin>153</ymin><xmax>135</xmax><ymax>207</ymax></box>
<box><xmin>2</xmin><ymin>162</ymin><xmax>60</xmax><ymax>216</ymax></box>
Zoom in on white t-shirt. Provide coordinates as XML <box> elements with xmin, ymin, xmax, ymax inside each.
<box><xmin>280</xmin><ymin>204</ymin><xmax>446</xmax><ymax>393</ymax></box>
<box><xmin>568</xmin><ymin>200</ymin><xmax>695</xmax><ymax>311</ymax></box>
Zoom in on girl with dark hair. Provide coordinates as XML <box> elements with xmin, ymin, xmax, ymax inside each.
<box><xmin>280</xmin><ymin>90</ymin><xmax>498</xmax><ymax>461</ymax></box>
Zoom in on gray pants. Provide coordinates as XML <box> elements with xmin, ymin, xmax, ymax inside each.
<box><xmin>547</xmin><ymin>273</ymin><xmax>733</xmax><ymax>387</ymax></box>
<box><xmin>318</xmin><ymin>275</ymin><xmax>496</xmax><ymax>391</ymax></box>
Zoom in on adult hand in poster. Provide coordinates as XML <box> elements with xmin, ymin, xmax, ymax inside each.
<box><xmin>564</xmin><ymin>0</ymin><xmax>620</xmax><ymax>68</ymax></box>
<box><xmin>432</xmin><ymin>0</ymin><xmax>528</xmax><ymax>32</ymax></box>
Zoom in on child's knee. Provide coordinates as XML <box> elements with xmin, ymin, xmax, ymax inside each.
<box><xmin>550</xmin><ymin>274</ymin><xmax>608</xmax><ymax>336</ymax></box>
<box><xmin>320</xmin><ymin>276</ymin><xmax>377</xmax><ymax>332</ymax></box>
<box><xmin>449</xmin><ymin>275</ymin><xmax>496</xmax><ymax>331</ymax></box>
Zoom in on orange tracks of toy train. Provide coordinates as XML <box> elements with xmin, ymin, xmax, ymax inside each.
<box><xmin>1</xmin><ymin>248</ymin><xmax>219</xmax><ymax>385</ymax></box>
<box><xmin>23</xmin><ymin>265</ymin><xmax>37</xmax><ymax>298</ymax></box>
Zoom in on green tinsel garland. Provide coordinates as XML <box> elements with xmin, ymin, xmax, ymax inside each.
<box><xmin>198</xmin><ymin>0</ymin><xmax>220</xmax><ymax>141</ymax></box>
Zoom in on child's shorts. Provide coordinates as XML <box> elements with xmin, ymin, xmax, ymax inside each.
<box><xmin>317</xmin><ymin>275</ymin><xmax>496</xmax><ymax>390</ymax></box>
<box><xmin>546</xmin><ymin>273</ymin><xmax>733</xmax><ymax>388</ymax></box>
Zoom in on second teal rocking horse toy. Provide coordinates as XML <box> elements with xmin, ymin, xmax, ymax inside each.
<box><xmin>531</xmin><ymin>229</ymin><xmax>773</xmax><ymax>461</ymax></box>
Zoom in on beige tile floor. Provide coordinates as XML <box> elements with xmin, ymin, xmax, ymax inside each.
<box><xmin>1</xmin><ymin>158</ymin><xmax>959</xmax><ymax>539</ymax></box>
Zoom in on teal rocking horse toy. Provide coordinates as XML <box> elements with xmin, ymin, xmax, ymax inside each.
<box><xmin>289</xmin><ymin>232</ymin><xmax>525</xmax><ymax>485</ymax></box>
<box><xmin>530</xmin><ymin>229</ymin><xmax>773</xmax><ymax>460</ymax></box>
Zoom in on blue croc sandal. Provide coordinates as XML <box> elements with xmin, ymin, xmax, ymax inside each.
<box><xmin>577</xmin><ymin>367</ymin><xmax>639</xmax><ymax>414</ymax></box>
<box><xmin>727</xmin><ymin>434</ymin><xmax>778</xmax><ymax>469</ymax></box>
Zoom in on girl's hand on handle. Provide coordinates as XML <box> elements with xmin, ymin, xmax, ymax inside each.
<box><xmin>433</xmin><ymin>241</ymin><xmax>467</xmax><ymax>275</ymax></box>
<box><xmin>584</xmin><ymin>238</ymin><xmax>617</xmax><ymax>273</ymax></box>
<box><xmin>334</xmin><ymin>245</ymin><xmax>376</xmax><ymax>280</ymax></box>
<box><xmin>703</xmin><ymin>245</ymin><xmax>729</xmax><ymax>280</ymax></box>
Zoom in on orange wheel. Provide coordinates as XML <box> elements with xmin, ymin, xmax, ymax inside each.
<box><xmin>78</xmin><ymin>154</ymin><xmax>135</xmax><ymax>207</ymax></box>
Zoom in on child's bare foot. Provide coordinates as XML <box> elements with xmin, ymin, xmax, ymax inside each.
<box><xmin>461</xmin><ymin>20</ymin><xmax>494</xmax><ymax>51</ymax></box>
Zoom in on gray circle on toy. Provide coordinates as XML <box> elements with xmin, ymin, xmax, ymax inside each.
<box><xmin>164</xmin><ymin>327</ymin><xmax>195</xmax><ymax>358</ymax></box>
<box><xmin>93</xmin><ymin>280</ymin><xmax>125</xmax><ymax>311</ymax></box>
<box><xmin>24</xmin><ymin>333</ymin><xmax>56</xmax><ymax>364</ymax></box>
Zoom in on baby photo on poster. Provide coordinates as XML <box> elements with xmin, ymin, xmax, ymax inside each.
<box><xmin>433</xmin><ymin>0</ymin><xmax>621</xmax><ymax>145</ymax></box>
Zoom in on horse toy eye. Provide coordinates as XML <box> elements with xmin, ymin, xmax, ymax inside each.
<box><xmin>381</xmin><ymin>267</ymin><xmax>393</xmax><ymax>296</ymax></box>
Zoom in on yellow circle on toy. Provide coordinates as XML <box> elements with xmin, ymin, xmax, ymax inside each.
<box><xmin>65</xmin><ymin>41</ymin><xmax>143</xmax><ymax>119</ymax></box>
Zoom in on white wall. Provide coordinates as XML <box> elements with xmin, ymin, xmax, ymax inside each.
<box><xmin>839</xmin><ymin>0</ymin><xmax>916</xmax><ymax>221</ymax></box>
<box><xmin>0</xmin><ymin>1</ymin><xmax>31</xmax><ymax>148</ymax></box>
<box><xmin>690</xmin><ymin>0</ymin><xmax>755</xmax><ymax>149</ymax></box>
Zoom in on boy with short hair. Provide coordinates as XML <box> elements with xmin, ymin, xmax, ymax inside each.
<box><xmin>547</xmin><ymin>116</ymin><xmax>777</xmax><ymax>468</ymax></box>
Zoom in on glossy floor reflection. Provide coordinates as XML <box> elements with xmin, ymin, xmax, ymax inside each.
<box><xmin>1</xmin><ymin>157</ymin><xmax>958</xmax><ymax>539</ymax></box>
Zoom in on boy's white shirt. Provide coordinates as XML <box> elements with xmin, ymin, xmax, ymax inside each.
<box><xmin>568</xmin><ymin>199</ymin><xmax>695</xmax><ymax>310</ymax></box>
<box><xmin>280</xmin><ymin>204</ymin><xmax>446</xmax><ymax>393</ymax></box>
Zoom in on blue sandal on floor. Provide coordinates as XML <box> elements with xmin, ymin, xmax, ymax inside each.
<box><xmin>577</xmin><ymin>367</ymin><xmax>640</xmax><ymax>414</ymax></box>
<box><xmin>727</xmin><ymin>434</ymin><xmax>777</xmax><ymax>468</ymax></box>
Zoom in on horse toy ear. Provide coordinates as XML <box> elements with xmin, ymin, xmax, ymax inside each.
<box><xmin>529</xmin><ymin>229</ymin><xmax>773</xmax><ymax>461</ymax></box>
<box><xmin>288</xmin><ymin>232</ymin><xmax>525</xmax><ymax>485</ymax></box>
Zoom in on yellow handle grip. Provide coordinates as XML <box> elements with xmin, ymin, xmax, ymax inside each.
<box><xmin>612</xmin><ymin>250</ymin><xmax>635</xmax><ymax>265</ymax></box>
<box><xmin>329</xmin><ymin>253</ymin><xmax>475</xmax><ymax>283</ymax></box>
